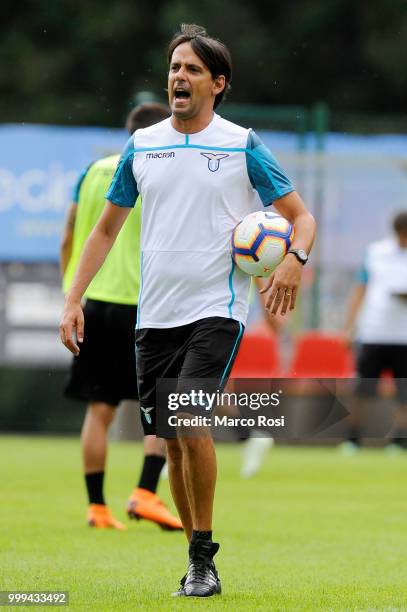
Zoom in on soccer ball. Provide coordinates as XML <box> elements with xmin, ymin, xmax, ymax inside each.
<box><xmin>231</xmin><ymin>211</ymin><xmax>294</xmax><ymax>277</ymax></box>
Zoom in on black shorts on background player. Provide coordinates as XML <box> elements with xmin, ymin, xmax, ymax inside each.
<box><xmin>136</xmin><ymin>316</ymin><xmax>243</xmax><ymax>436</ymax></box>
<box><xmin>64</xmin><ymin>299</ymin><xmax>138</xmax><ymax>406</ymax></box>
<box><xmin>356</xmin><ymin>343</ymin><xmax>407</xmax><ymax>403</ymax></box>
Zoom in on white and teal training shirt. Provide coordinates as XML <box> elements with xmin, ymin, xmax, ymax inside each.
<box><xmin>106</xmin><ymin>113</ymin><xmax>294</xmax><ymax>329</ymax></box>
<box><xmin>355</xmin><ymin>238</ymin><xmax>407</xmax><ymax>344</ymax></box>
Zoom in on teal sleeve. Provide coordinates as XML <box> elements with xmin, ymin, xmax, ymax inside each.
<box><xmin>106</xmin><ymin>136</ymin><xmax>139</xmax><ymax>207</ymax></box>
<box><xmin>72</xmin><ymin>163</ymin><xmax>93</xmax><ymax>203</ymax></box>
<box><xmin>246</xmin><ymin>130</ymin><xmax>294</xmax><ymax>206</ymax></box>
<box><xmin>356</xmin><ymin>263</ymin><xmax>369</xmax><ymax>285</ymax></box>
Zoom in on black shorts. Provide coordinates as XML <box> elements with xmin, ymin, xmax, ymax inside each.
<box><xmin>64</xmin><ymin>299</ymin><xmax>138</xmax><ymax>407</ymax></box>
<box><xmin>136</xmin><ymin>316</ymin><xmax>244</xmax><ymax>436</ymax></box>
<box><xmin>356</xmin><ymin>343</ymin><xmax>407</xmax><ymax>403</ymax></box>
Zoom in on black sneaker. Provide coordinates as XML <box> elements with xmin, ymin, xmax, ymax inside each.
<box><xmin>173</xmin><ymin>540</ymin><xmax>221</xmax><ymax>597</ymax></box>
<box><xmin>171</xmin><ymin>574</ymin><xmax>187</xmax><ymax>597</ymax></box>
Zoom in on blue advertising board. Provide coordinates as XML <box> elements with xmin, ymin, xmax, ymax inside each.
<box><xmin>0</xmin><ymin>124</ymin><xmax>125</xmax><ymax>262</ymax></box>
<box><xmin>1</xmin><ymin>123</ymin><xmax>406</xmax><ymax>265</ymax></box>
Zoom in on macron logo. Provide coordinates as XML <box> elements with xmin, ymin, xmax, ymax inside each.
<box><xmin>146</xmin><ymin>151</ymin><xmax>175</xmax><ymax>159</ymax></box>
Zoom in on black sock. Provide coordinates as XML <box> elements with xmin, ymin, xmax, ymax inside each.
<box><xmin>390</xmin><ymin>433</ymin><xmax>407</xmax><ymax>448</ymax></box>
<box><xmin>137</xmin><ymin>455</ymin><xmax>166</xmax><ymax>493</ymax></box>
<box><xmin>191</xmin><ymin>530</ymin><xmax>212</xmax><ymax>543</ymax></box>
<box><xmin>85</xmin><ymin>471</ymin><xmax>105</xmax><ymax>505</ymax></box>
<box><xmin>347</xmin><ymin>429</ymin><xmax>361</xmax><ymax>445</ymax></box>
<box><xmin>235</xmin><ymin>424</ymin><xmax>250</xmax><ymax>442</ymax></box>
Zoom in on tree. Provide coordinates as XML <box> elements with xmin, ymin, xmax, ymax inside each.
<box><xmin>0</xmin><ymin>0</ymin><xmax>405</xmax><ymax>127</ymax></box>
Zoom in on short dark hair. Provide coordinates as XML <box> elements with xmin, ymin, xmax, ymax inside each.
<box><xmin>126</xmin><ymin>102</ymin><xmax>171</xmax><ymax>134</ymax></box>
<box><xmin>393</xmin><ymin>210</ymin><xmax>407</xmax><ymax>234</ymax></box>
<box><xmin>167</xmin><ymin>23</ymin><xmax>232</xmax><ymax>109</ymax></box>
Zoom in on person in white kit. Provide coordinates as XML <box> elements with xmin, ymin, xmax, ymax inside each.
<box><xmin>343</xmin><ymin>211</ymin><xmax>407</xmax><ymax>451</ymax></box>
<box><xmin>60</xmin><ymin>24</ymin><xmax>316</xmax><ymax>598</ymax></box>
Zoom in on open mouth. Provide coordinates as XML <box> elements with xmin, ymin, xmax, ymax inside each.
<box><xmin>174</xmin><ymin>88</ymin><xmax>191</xmax><ymax>101</ymax></box>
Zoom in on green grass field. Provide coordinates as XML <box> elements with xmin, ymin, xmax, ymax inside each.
<box><xmin>1</xmin><ymin>436</ymin><xmax>406</xmax><ymax>611</ymax></box>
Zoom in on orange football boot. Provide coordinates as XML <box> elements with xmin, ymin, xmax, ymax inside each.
<box><xmin>126</xmin><ymin>488</ymin><xmax>183</xmax><ymax>531</ymax></box>
<box><xmin>87</xmin><ymin>504</ymin><xmax>127</xmax><ymax>530</ymax></box>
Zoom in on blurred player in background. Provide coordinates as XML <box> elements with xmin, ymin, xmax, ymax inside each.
<box><xmin>60</xmin><ymin>24</ymin><xmax>315</xmax><ymax>598</ymax></box>
<box><xmin>61</xmin><ymin>102</ymin><xmax>182</xmax><ymax>530</ymax></box>
<box><xmin>238</xmin><ymin>277</ymin><xmax>283</xmax><ymax>478</ymax></box>
<box><xmin>343</xmin><ymin>211</ymin><xmax>407</xmax><ymax>451</ymax></box>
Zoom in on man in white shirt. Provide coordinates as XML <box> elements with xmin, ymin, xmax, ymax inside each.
<box><xmin>60</xmin><ymin>23</ymin><xmax>316</xmax><ymax>598</ymax></box>
<box><xmin>344</xmin><ymin>211</ymin><xmax>407</xmax><ymax>450</ymax></box>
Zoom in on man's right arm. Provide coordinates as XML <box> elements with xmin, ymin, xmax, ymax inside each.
<box><xmin>60</xmin><ymin>164</ymin><xmax>92</xmax><ymax>279</ymax></box>
<box><xmin>60</xmin><ymin>201</ymin><xmax>131</xmax><ymax>355</ymax></box>
<box><xmin>343</xmin><ymin>264</ymin><xmax>368</xmax><ymax>345</ymax></box>
<box><xmin>59</xmin><ymin>202</ymin><xmax>77</xmax><ymax>278</ymax></box>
